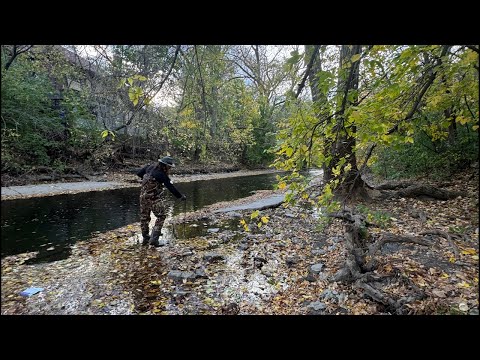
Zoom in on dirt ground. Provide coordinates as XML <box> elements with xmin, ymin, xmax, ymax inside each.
<box><xmin>1</xmin><ymin>169</ymin><xmax>478</xmax><ymax>315</ymax></box>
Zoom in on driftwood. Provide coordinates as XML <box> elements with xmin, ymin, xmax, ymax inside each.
<box><xmin>396</xmin><ymin>184</ymin><xmax>465</xmax><ymax>200</ymax></box>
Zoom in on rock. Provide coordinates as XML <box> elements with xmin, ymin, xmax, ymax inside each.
<box><xmin>157</xmin><ymin>239</ymin><xmax>168</xmax><ymax>246</ymax></box>
<box><xmin>254</xmin><ymin>256</ymin><xmax>267</xmax><ymax>269</ymax></box>
<box><xmin>177</xmin><ymin>250</ymin><xmax>194</xmax><ymax>257</ymax></box>
<box><xmin>469</xmin><ymin>308</ymin><xmax>479</xmax><ymax>315</ymax></box>
<box><xmin>312</xmin><ymin>249</ymin><xmax>326</xmax><ymax>255</ymax></box>
<box><xmin>167</xmin><ymin>270</ymin><xmax>196</xmax><ymax>283</ymax></box>
<box><xmin>226</xmin><ymin>212</ymin><xmax>242</xmax><ymax>218</ymax></box>
<box><xmin>318</xmin><ymin>273</ymin><xmax>329</xmax><ymax>281</ymax></box>
<box><xmin>174</xmin><ymin>288</ymin><xmax>190</xmax><ymax>298</ymax></box>
<box><xmin>286</xmin><ymin>255</ymin><xmax>300</xmax><ymax>267</ymax></box>
<box><xmin>306</xmin><ymin>301</ymin><xmax>326</xmax><ymax>314</ymax></box>
<box><xmin>310</xmin><ymin>263</ymin><xmax>324</xmax><ymax>274</ymax></box>
<box><xmin>285</xmin><ymin>212</ymin><xmax>295</xmax><ymax>218</ymax></box>
<box><xmin>238</xmin><ymin>243</ymin><xmax>249</xmax><ymax>251</ymax></box>
<box><xmin>321</xmin><ymin>289</ymin><xmax>339</xmax><ymax>302</ymax></box>
<box><xmin>194</xmin><ymin>267</ymin><xmax>208</xmax><ymax>279</ymax></box>
<box><xmin>221</xmin><ymin>302</ymin><xmax>240</xmax><ymax>315</ymax></box>
<box><xmin>207</xmin><ymin>228</ymin><xmax>220</xmax><ymax>233</ymax></box>
<box><xmin>330</xmin><ymin>236</ymin><xmax>343</xmax><ymax>243</ymax></box>
<box><xmin>203</xmin><ymin>252</ymin><xmax>226</xmax><ymax>263</ymax></box>
<box><xmin>261</xmin><ymin>267</ymin><xmax>274</xmax><ymax>277</ymax></box>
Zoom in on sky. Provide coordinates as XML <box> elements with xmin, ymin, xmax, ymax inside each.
<box><xmin>67</xmin><ymin>45</ymin><xmax>309</xmax><ymax>107</ymax></box>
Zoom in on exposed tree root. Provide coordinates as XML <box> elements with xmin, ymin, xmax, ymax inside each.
<box><xmin>355</xmin><ymin>281</ymin><xmax>399</xmax><ymax>313</ymax></box>
<box><xmin>369</xmin><ymin>232</ymin><xmax>431</xmax><ymax>256</ymax></box>
<box><xmin>396</xmin><ymin>184</ymin><xmax>465</xmax><ymax>200</ymax></box>
<box><xmin>327</xmin><ymin>209</ymin><xmax>368</xmax><ymax>225</ymax></box>
<box><xmin>329</xmin><ymin>207</ymin><xmax>455</xmax><ymax>313</ymax></box>
<box><xmin>375</xmin><ymin>183</ymin><xmax>466</xmax><ymax>200</ymax></box>
<box><xmin>420</xmin><ymin>229</ymin><xmax>460</xmax><ymax>259</ymax></box>
<box><xmin>375</xmin><ymin>180</ymin><xmax>417</xmax><ymax>190</ymax></box>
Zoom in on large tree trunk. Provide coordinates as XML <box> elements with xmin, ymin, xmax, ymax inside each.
<box><xmin>306</xmin><ymin>45</ymin><xmax>323</xmax><ymax>105</ymax></box>
<box><xmin>324</xmin><ymin>45</ymin><xmax>365</xmax><ymax>195</ymax></box>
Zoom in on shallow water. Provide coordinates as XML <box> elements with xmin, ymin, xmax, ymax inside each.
<box><xmin>1</xmin><ymin>172</ymin><xmax>282</xmax><ymax>262</ymax></box>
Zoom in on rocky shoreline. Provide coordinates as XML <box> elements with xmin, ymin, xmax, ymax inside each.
<box><xmin>1</xmin><ymin>170</ymin><xmax>478</xmax><ymax>315</ymax></box>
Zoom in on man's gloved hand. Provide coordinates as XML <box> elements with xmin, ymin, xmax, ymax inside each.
<box><xmin>180</xmin><ymin>194</ymin><xmax>187</xmax><ymax>201</ymax></box>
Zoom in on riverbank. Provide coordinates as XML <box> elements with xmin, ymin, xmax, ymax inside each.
<box><xmin>0</xmin><ymin>160</ymin><xmax>251</xmax><ymax>188</ymax></box>
<box><xmin>1</xmin><ymin>169</ymin><xmax>478</xmax><ymax>315</ymax></box>
<box><xmin>1</xmin><ymin>169</ymin><xmax>282</xmax><ymax>200</ymax></box>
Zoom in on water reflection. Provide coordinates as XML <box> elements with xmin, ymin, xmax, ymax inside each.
<box><xmin>1</xmin><ymin>172</ymin><xmax>282</xmax><ymax>262</ymax></box>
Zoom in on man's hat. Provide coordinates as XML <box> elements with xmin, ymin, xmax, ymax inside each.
<box><xmin>159</xmin><ymin>156</ymin><xmax>176</xmax><ymax>167</ymax></box>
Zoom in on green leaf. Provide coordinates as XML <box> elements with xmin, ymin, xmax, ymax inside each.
<box><xmin>351</xmin><ymin>54</ymin><xmax>361</xmax><ymax>63</ymax></box>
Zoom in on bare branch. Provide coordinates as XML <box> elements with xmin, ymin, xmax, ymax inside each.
<box><xmin>387</xmin><ymin>45</ymin><xmax>450</xmax><ymax>135</ymax></box>
<box><xmin>3</xmin><ymin>45</ymin><xmax>34</xmax><ymax>70</ymax></box>
<box><xmin>466</xmin><ymin>45</ymin><xmax>479</xmax><ymax>54</ymax></box>
<box><xmin>295</xmin><ymin>45</ymin><xmax>320</xmax><ymax>98</ymax></box>
<box><xmin>113</xmin><ymin>45</ymin><xmax>181</xmax><ymax>132</ymax></box>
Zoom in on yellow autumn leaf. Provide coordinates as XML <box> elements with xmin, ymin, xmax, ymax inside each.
<box><xmin>239</xmin><ymin>219</ymin><xmax>246</xmax><ymax>226</ymax></box>
<box><xmin>457</xmin><ymin>281</ymin><xmax>471</xmax><ymax>288</ymax></box>
<box><xmin>257</xmin><ymin>222</ymin><xmax>262</xmax><ymax>228</ymax></box>
<box><xmin>261</xmin><ymin>216</ymin><xmax>269</xmax><ymax>224</ymax></box>
<box><xmin>440</xmin><ymin>273</ymin><xmax>449</xmax><ymax>279</ymax></box>
<box><xmin>455</xmin><ymin>116</ymin><xmax>470</xmax><ymax>125</ymax></box>
<box><xmin>461</xmin><ymin>248</ymin><xmax>476</xmax><ymax>255</ymax></box>
<box><xmin>251</xmin><ymin>210</ymin><xmax>260</xmax><ymax>219</ymax></box>
<box><xmin>204</xmin><ymin>297</ymin><xmax>216</xmax><ymax>306</ymax></box>
<box><xmin>448</xmin><ymin>256</ymin><xmax>456</xmax><ymax>263</ymax></box>
<box><xmin>278</xmin><ymin>182</ymin><xmax>287</xmax><ymax>190</ymax></box>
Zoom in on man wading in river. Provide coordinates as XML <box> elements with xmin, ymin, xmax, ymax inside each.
<box><xmin>137</xmin><ymin>156</ymin><xmax>186</xmax><ymax>247</ymax></box>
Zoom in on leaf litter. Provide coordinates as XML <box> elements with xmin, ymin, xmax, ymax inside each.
<box><xmin>1</xmin><ymin>170</ymin><xmax>478</xmax><ymax>315</ymax></box>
